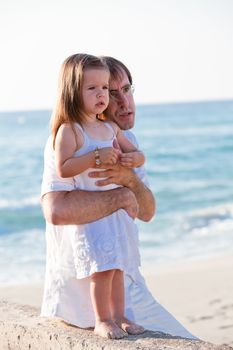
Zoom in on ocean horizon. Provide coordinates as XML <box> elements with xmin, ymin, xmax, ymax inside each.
<box><xmin>0</xmin><ymin>99</ymin><xmax>233</xmax><ymax>285</ymax></box>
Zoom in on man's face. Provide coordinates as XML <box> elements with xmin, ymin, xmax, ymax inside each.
<box><xmin>104</xmin><ymin>69</ymin><xmax>135</xmax><ymax>130</ymax></box>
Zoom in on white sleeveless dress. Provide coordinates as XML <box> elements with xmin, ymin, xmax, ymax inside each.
<box><xmin>69</xmin><ymin>122</ymin><xmax>141</xmax><ymax>279</ymax></box>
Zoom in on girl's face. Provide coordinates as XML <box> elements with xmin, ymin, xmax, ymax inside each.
<box><xmin>82</xmin><ymin>68</ymin><xmax>110</xmax><ymax>118</ymax></box>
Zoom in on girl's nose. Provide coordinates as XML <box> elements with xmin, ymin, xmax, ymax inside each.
<box><xmin>97</xmin><ymin>89</ymin><xmax>104</xmax><ymax>97</ymax></box>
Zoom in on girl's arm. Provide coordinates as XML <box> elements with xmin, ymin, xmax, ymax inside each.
<box><xmin>55</xmin><ymin>124</ymin><xmax>95</xmax><ymax>177</ymax></box>
<box><xmin>110</xmin><ymin>122</ymin><xmax>145</xmax><ymax>168</ymax></box>
<box><xmin>55</xmin><ymin>124</ymin><xmax>119</xmax><ymax>178</ymax></box>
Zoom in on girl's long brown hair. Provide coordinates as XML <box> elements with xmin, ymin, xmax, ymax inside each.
<box><xmin>51</xmin><ymin>53</ymin><xmax>109</xmax><ymax>148</ymax></box>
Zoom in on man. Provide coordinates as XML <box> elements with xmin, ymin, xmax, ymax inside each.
<box><xmin>41</xmin><ymin>56</ymin><xmax>197</xmax><ymax>339</ymax></box>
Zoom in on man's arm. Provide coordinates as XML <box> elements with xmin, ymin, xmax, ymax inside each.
<box><xmin>126</xmin><ymin>172</ymin><xmax>156</xmax><ymax>222</ymax></box>
<box><xmin>42</xmin><ymin>186</ymin><xmax>139</xmax><ymax>225</ymax></box>
<box><xmin>88</xmin><ymin>164</ymin><xmax>156</xmax><ymax>222</ymax></box>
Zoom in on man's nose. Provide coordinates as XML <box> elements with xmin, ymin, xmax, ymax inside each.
<box><xmin>117</xmin><ymin>92</ymin><xmax>129</xmax><ymax>108</ymax></box>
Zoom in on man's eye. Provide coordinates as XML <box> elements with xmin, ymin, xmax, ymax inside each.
<box><xmin>123</xmin><ymin>85</ymin><xmax>131</xmax><ymax>93</ymax></box>
<box><xmin>109</xmin><ymin>90</ymin><xmax>118</xmax><ymax>97</ymax></box>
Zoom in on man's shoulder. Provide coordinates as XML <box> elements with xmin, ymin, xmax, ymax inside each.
<box><xmin>123</xmin><ymin>130</ymin><xmax>138</xmax><ymax>147</ymax></box>
<box><xmin>123</xmin><ymin>130</ymin><xmax>149</xmax><ymax>186</ymax></box>
<box><xmin>45</xmin><ymin>134</ymin><xmax>53</xmax><ymax>147</ymax></box>
<box><xmin>44</xmin><ymin>135</ymin><xmax>53</xmax><ymax>154</ymax></box>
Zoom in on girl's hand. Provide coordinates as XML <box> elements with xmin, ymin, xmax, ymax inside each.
<box><xmin>99</xmin><ymin>147</ymin><xmax>121</xmax><ymax>165</ymax></box>
<box><xmin>120</xmin><ymin>152</ymin><xmax>141</xmax><ymax>168</ymax></box>
<box><xmin>120</xmin><ymin>153</ymin><xmax>134</xmax><ymax>168</ymax></box>
<box><xmin>120</xmin><ymin>151</ymin><xmax>145</xmax><ymax>168</ymax></box>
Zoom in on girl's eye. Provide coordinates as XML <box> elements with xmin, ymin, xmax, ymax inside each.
<box><xmin>103</xmin><ymin>86</ymin><xmax>109</xmax><ymax>90</ymax></box>
<box><xmin>88</xmin><ymin>87</ymin><xmax>95</xmax><ymax>90</ymax></box>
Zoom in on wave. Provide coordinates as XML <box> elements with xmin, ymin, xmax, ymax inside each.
<box><xmin>181</xmin><ymin>202</ymin><xmax>233</xmax><ymax>236</ymax></box>
<box><xmin>0</xmin><ymin>196</ymin><xmax>40</xmax><ymax>209</ymax></box>
<box><xmin>139</xmin><ymin>202</ymin><xmax>233</xmax><ymax>265</ymax></box>
<box><xmin>0</xmin><ymin>197</ymin><xmax>44</xmax><ymax>236</ymax></box>
<box><xmin>0</xmin><ymin>228</ymin><xmax>46</xmax><ymax>285</ymax></box>
<box><xmin>136</xmin><ymin>125</ymin><xmax>233</xmax><ymax>137</ymax></box>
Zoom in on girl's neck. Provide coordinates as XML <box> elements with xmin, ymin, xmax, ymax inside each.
<box><xmin>83</xmin><ymin>114</ymin><xmax>103</xmax><ymax>127</ymax></box>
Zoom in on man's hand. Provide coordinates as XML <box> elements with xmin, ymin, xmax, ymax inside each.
<box><xmin>88</xmin><ymin>163</ymin><xmax>156</xmax><ymax>222</ymax></box>
<box><xmin>121</xmin><ymin>187</ymin><xmax>139</xmax><ymax>219</ymax></box>
<box><xmin>88</xmin><ymin>163</ymin><xmax>135</xmax><ymax>187</ymax></box>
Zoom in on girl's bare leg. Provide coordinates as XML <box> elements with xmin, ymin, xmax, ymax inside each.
<box><xmin>90</xmin><ymin>270</ymin><xmax>127</xmax><ymax>339</ymax></box>
<box><xmin>111</xmin><ymin>269</ymin><xmax>145</xmax><ymax>335</ymax></box>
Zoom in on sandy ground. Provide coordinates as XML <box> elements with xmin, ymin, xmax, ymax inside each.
<box><xmin>0</xmin><ymin>255</ymin><xmax>232</xmax><ymax>347</ymax></box>
<box><xmin>142</xmin><ymin>255</ymin><xmax>233</xmax><ymax>346</ymax></box>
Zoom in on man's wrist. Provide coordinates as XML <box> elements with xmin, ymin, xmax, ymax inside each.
<box><xmin>123</xmin><ymin>169</ymin><xmax>139</xmax><ymax>190</ymax></box>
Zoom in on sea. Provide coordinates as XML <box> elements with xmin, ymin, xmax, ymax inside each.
<box><xmin>0</xmin><ymin>100</ymin><xmax>233</xmax><ymax>285</ymax></box>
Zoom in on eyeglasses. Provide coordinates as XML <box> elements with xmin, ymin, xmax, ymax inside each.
<box><xmin>109</xmin><ymin>84</ymin><xmax>135</xmax><ymax>101</ymax></box>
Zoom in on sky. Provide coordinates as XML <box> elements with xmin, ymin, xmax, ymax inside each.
<box><xmin>0</xmin><ymin>0</ymin><xmax>233</xmax><ymax>111</ymax></box>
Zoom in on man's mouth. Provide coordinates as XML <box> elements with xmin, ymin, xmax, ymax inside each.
<box><xmin>119</xmin><ymin>111</ymin><xmax>132</xmax><ymax>117</ymax></box>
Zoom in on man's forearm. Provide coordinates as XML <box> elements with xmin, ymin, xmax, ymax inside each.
<box><xmin>42</xmin><ymin>187</ymin><xmax>138</xmax><ymax>225</ymax></box>
<box><xmin>89</xmin><ymin>166</ymin><xmax>156</xmax><ymax>222</ymax></box>
<box><xmin>126</xmin><ymin>174</ymin><xmax>156</xmax><ymax>221</ymax></box>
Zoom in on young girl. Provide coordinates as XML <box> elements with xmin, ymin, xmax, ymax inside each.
<box><xmin>51</xmin><ymin>53</ymin><xmax>145</xmax><ymax>339</ymax></box>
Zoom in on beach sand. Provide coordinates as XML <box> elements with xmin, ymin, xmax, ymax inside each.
<box><xmin>143</xmin><ymin>255</ymin><xmax>233</xmax><ymax>346</ymax></box>
<box><xmin>0</xmin><ymin>255</ymin><xmax>232</xmax><ymax>347</ymax></box>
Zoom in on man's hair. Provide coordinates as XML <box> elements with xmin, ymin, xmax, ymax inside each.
<box><xmin>103</xmin><ymin>56</ymin><xmax>133</xmax><ymax>85</ymax></box>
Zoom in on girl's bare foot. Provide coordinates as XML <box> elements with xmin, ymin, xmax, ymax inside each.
<box><xmin>114</xmin><ymin>317</ymin><xmax>145</xmax><ymax>335</ymax></box>
<box><xmin>94</xmin><ymin>320</ymin><xmax>127</xmax><ymax>339</ymax></box>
